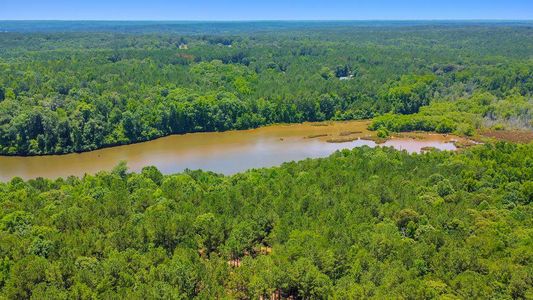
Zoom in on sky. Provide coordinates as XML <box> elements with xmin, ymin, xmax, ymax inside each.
<box><xmin>1</xmin><ymin>0</ymin><xmax>532</xmax><ymax>21</ymax></box>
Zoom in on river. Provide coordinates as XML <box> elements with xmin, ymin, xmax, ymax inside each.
<box><xmin>0</xmin><ymin>120</ymin><xmax>465</xmax><ymax>181</ymax></box>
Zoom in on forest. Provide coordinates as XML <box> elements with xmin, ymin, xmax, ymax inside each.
<box><xmin>0</xmin><ymin>22</ymin><xmax>531</xmax><ymax>155</ymax></box>
<box><xmin>0</xmin><ymin>21</ymin><xmax>532</xmax><ymax>299</ymax></box>
<box><xmin>0</xmin><ymin>143</ymin><xmax>531</xmax><ymax>298</ymax></box>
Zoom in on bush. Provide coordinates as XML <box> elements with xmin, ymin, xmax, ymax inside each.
<box><xmin>377</xmin><ymin>126</ymin><xmax>390</xmax><ymax>138</ymax></box>
<box><xmin>456</xmin><ymin>123</ymin><xmax>476</xmax><ymax>136</ymax></box>
<box><xmin>370</xmin><ymin>114</ymin><xmax>456</xmax><ymax>133</ymax></box>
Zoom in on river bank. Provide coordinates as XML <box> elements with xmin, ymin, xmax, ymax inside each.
<box><xmin>0</xmin><ymin>120</ymin><xmax>474</xmax><ymax>181</ymax></box>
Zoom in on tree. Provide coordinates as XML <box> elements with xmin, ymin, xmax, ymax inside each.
<box><xmin>335</xmin><ymin>65</ymin><xmax>350</xmax><ymax>78</ymax></box>
<box><xmin>4</xmin><ymin>256</ymin><xmax>63</xmax><ymax>299</ymax></box>
<box><xmin>288</xmin><ymin>258</ymin><xmax>332</xmax><ymax>299</ymax></box>
<box><xmin>194</xmin><ymin>213</ymin><xmax>224</xmax><ymax>256</ymax></box>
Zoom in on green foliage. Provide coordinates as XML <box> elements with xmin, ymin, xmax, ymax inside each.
<box><xmin>371</xmin><ymin>91</ymin><xmax>533</xmax><ymax>135</ymax></box>
<box><xmin>380</xmin><ymin>74</ymin><xmax>437</xmax><ymax>114</ymax></box>
<box><xmin>370</xmin><ymin>113</ymin><xmax>458</xmax><ymax>133</ymax></box>
<box><xmin>0</xmin><ymin>143</ymin><xmax>532</xmax><ymax>298</ymax></box>
<box><xmin>0</xmin><ymin>22</ymin><xmax>532</xmax><ymax>298</ymax></box>
<box><xmin>376</xmin><ymin>126</ymin><xmax>390</xmax><ymax>138</ymax></box>
<box><xmin>0</xmin><ymin>24</ymin><xmax>531</xmax><ymax>155</ymax></box>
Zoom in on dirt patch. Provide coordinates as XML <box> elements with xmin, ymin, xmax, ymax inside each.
<box><xmin>310</xmin><ymin>122</ymin><xmax>331</xmax><ymax>127</ymax></box>
<box><xmin>453</xmin><ymin>139</ymin><xmax>480</xmax><ymax>149</ymax></box>
<box><xmin>360</xmin><ymin>136</ymin><xmax>387</xmax><ymax>144</ymax></box>
<box><xmin>305</xmin><ymin>134</ymin><xmax>329</xmax><ymax>139</ymax></box>
<box><xmin>480</xmin><ymin>130</ymin><xmax>533</xmax><ymax>143</ymax></box>
<box><xmin>340</xmin><ymin>130</ymin><xmax>363</xmax><ymax>136</ymax></box>
<box><xmin>326</xmin><ymin>136</ymin><xmax>359</xmax><ymax>143</ymax></box>
<box><xmin>392</xmin><ymin>132</ymin><xmax>429</xmax><ymax>140</ymax></box>
<box><xmin>421</xmin><ymin>146</ymin><xmax>438</xmax><ymax>152</ymax></box>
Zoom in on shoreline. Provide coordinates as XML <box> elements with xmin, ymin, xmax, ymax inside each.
<box><xmin>0</xmin><ymin>119</ymin><xmax>373</xmax><ymax>158</ymax></box>
<box><xmin>0</xmin><ymin>119</ymin><xmax>475</xmax><ymax>181</ymax></box>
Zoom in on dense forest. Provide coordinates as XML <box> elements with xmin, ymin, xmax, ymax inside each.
<box><xmin>0</xmin><ymin>21</ymin><xmax>532</xmax><ymax>299</ymax></box>
<box><xmin>0</xmin><ymin>22</ymin><xmax>532</xmax><ymax>155</ymax></box>
<box><xmin>0</xmin><ymin>143</ymin><xmax>531</xmax><ymax>298</ymax></box>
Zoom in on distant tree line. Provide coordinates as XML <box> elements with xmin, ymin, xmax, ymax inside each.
<box><xmin>0</xmin><ymin>25</ymin><xmax>531</xmax><ymax>155</ymax></box>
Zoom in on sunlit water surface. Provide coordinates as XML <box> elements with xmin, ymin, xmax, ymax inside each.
<box><xmin>0</xmin><ymin>121</ymin><xmax>461</xmax><ymax>181</ymax></box>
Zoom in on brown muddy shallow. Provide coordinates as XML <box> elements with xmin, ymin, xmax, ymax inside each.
<box><xmin>0</xmin><ymin>120</ymin><xmax>468</xmax><ymax>181</ymax></box>
<box><xmin>480</xmin><ymin>130</ymin><xmax>533</xmax><ymax>143</ymax></box>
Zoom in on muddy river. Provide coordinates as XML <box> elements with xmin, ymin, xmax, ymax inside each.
<box><xmin>0</xmin><ymin>120</ymin><xmax>466</xmax><ymax>181</ymax></box>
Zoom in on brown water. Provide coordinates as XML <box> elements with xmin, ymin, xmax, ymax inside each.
<box><xmin>0</xmin><ymin>121</ymin><xmax>464</xmax><ymax>181</ymax></box>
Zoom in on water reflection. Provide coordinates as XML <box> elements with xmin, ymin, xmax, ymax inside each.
<box><xmin>0</xmin><ymin>121</ymin><xmax>461</xmax><ymax>181</ymax></box>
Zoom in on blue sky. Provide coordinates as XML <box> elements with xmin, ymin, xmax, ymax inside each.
<box><xmin>1</xmin><ymin>0</ymin><xmax>532</xmax><ymax>20</ymax></box>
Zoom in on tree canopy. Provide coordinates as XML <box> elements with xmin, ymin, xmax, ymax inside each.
<box><xmin>0</xmin><ymin>23</ymin><xmax>531</xmax><ymax>155</ymax></box>
<box><xmin>0</xmin><ymin>143</ymin><xmax>531</xmax><ymax>298</ymax></box>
